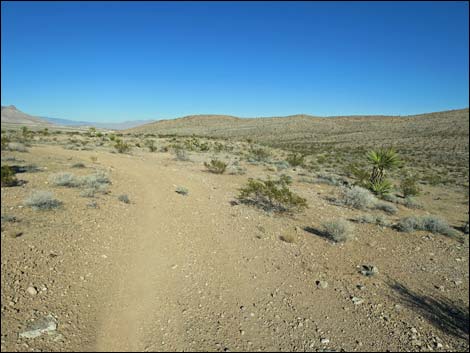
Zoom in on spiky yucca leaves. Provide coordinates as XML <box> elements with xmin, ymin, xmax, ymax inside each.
<box><xmin>366</xmin><ymin>179</ymin><xmax>393</xmax><ymax>196</ymax></box>
<box><xmin>238</xmin><ymin>175</ymin><xmax>307</xmax><ymax>213</ymax></box>
<box><xmin>366</xmin><ymin>148</ymin><xmax>401</xmax><ymax>184</ymax></box>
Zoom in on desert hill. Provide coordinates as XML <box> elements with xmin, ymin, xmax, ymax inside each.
<box><xmin>1</xmin><ymin>105</ymin><xmax>52</xmax><ymax>127</ymax></box>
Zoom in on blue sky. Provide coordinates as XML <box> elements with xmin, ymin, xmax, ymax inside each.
<box><xmin>1</xmin><ymin>1</ymin><xmax>469</xmax><ymax>122</ymax></box>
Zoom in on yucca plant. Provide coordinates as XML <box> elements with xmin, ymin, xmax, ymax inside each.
<box><xmin>366</xmin><ymin>148</ymin><xmax>401</xmax><ymax>185</ymax></box>
<box><xmin>366</xmin><ymin>179</ymin><xmax>393</xmax><ymax>196</ymax></box>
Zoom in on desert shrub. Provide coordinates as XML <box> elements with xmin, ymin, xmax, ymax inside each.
<box><xmin>322</xmin><ymin>219</ymin><xmax>354</xmax><ymax>242</ymax></box>
<box><xmin>114</xmin><ymin>139</ymin><xmax>130</xmax><ymax>153</ymax></box>
<box><xmin>1</xmin><ymin>135</ymin><xmax>10</xmax><ymax>150</ymax></box>
<box><xmin>7</xmin><ymin>142</ymin><xmax>28</xmax><ymax>152</ymax></box>
<box><xmin>24</xmin><ymin>191</ymin><xmax>62</xmax><ymax>210</ymax></box>
<box><xmin>286</xmin><ymin>153</ymin><xmax>305</xmax><ymax>167</ymax></box>
<box><xmin>49</xmin><ymin>172</ymin><xmax>81</xmax><ymax>187</ymax></box>
<box><xmin>248</xmin><ymin>147</ymin><xmax>271</xmax><ymax>162</ymax></box>
<box><xmin>238</xmin><ymin>175</ymin><xmax>307</xmax><ymax>213</ymax></box>
<box><xmin>118</xmin><ymin>194</ymin><xmax>130</xmax><ymax>203</ymax></box>
<box><xmin>340</xmin><ymin>186</ymin><xmax>376</xmax><ymax>210</ymax></box>
<box><xmin>80</xmin><ymin>188</ymin><xmax>97</xmax><ymax>198</ymax></box>
<box><xmin>176</xmin><ymin>186</ymin><xmax>189</xmax><ymax>195</ymax></box>
<box><xmin>403</xmin><ymin>196</ymin><xmax>423</xmax><ymax>209</ymax></box>
<box><xmin>396</xmin><ymin>216</ymin><xmax>458</xmax><ymax>237</ymax></box>
<box><xmin>356</xmin><ymin>214</ymin><xmax>389</xmax><ymax>227</ymax></box>
<box><xmin>274</xmin><ymin>160</ymin><xmax>290</xmax><ymax>171</ymax></box>
<box><xmin>90</xmin><ymin>156</ymin><xmax>98</xmax><ymax>163</ymax></box>
<box><xmin>72</xmin><ymin>162</ymin><xmax>86</xmax><ymax>168</ymax></box>
<box><xmin>174</xmin><ymin>146</ymin><xmax>190</xmax><ymax>161</ymax></box>
<box><xmin>108</xmin><ymin>134</ymin><xmax>116</xmax><ymax>141</ymax></box>
<box><xmin>313</xmin><ymin>173</ymin><xmax>347</xmax><ymax>186</ymax></box>
<box><xmin>374</xmin><ymin>202</ymin><xmax>398</xmax><ymax>215</ymax></box>
<box><xmin>1</xmin><ymin>165</ymin><xmax>18</xmax><ymax>186</ymax></box>
<box><xmin>204</xmin><ymin>159</ymin><xmax>227</xmax><ymax>174</ymax></box>
<box><xmin>80</xmin><ymin>171</ymin><xmax>111</xmax><ymax>192</ymax></box>
<box><xmin>228</xmin><ymin>165</ymin><xmax>247</xmax><ymax>175</ymax></box>
<box><xmin>400</xmin><ymin>174</ymin><xmax>421</xmax><ymax>197</ymax></box>
<box><xmin>145</xmin><ymin>139</ymin><xmax>158</xmax><ymax>152</ymax></box>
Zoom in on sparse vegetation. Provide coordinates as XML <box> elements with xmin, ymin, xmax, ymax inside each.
<box><xmin>400</xmin><ymin>173</ymin><xmax>421</xmax><ymax>197</ymax></box>
<box><xmin>286</xmin><ymin>153</ymin><xmax>305</xmax><ymax>167</ymax></box>
<box><xmin>49</xmin><ymin>172</ymin><xmax>81</xmax><ymax>187</ymax></box>
<box><xmin>118</xmin><ymin>194</ymin><xmax>130</xmax><ymax>203</ymax></box>
<box><xmin>24</xmin><ymin>191</ymin><xmax>62</xmax><ymax>210</ymax></box>
<box><xmin>374</xmin><ymin>202</ymin><xmax>398</xmax><ymax>215</ymax></box>
<box><xmin>7</xmin><ymin>142</ymin><xmax>28</xmax><ymax>152</ymax></box>
<box><xmin>204</xmin><ymin>159</ymin><xmax>227</xmax><ymax>174</ymax></box>
<box><xmin>114</xmin><ymin>139</ymin><xmax>131</xmax><ymax>153</ymax></box>
<box><xmin>176</xmin><ymin>186</ymin><xmax>189</xmax><ymax>195</ymax></box>
<box><xmin>238</xmin><ymin>175</ymin><xmax>307</xmax><ymax>213</ymax></box>
<box><xmin>1</xmin><ymin>165</ymin><xmax>18</xmax><ymax>187</ymax></box>
<box><xmin>339</xmin><ymin>186</ymin><xmax>376</xmax><ymax>210</ymax></box>
<box><xmin>322</xmin><ymin>219</ymin><xmax>354</xmax><ymax>242</ymax></box>
<box><xmin>72</xmin><ymin>162</ymin><xmax>86</xmax><ymax>168</ymax></box>
<box><xmin>174</xmin><ymin>146</ymin><xmax>190</xmax><ymax>161</ymax></box>
<box><xmin>396</xmin><ymin>216</ymin><xmax>458</xmax><ymax>237</ymax></box>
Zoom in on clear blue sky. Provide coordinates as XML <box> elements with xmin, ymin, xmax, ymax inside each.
<box><xmin>1</xmin><ymin>1</ymin><xmax>469</xmax><ymax>122</ymax></box>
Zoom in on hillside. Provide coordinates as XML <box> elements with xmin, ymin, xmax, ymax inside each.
<box><xmin>1</xmin><ymin>106</ymin><xmax>53</xmax><ymax>128</ymax></box>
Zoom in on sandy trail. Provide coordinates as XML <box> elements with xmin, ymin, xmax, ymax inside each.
<box><xmin>91</xmin><ymin>154</ymin><xmax>250</xmax><ymax>351</ymax></box>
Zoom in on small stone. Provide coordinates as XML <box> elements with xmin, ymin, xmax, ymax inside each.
<box><xmin>316</xmin><ymin>280</ymin><xmax>328</xmax><ymax>289</ymax></box>
<box><xmin>19</xmin><ymin>315</ymin><xmax>57</xmax><ymax>338</ymax></box>
<box><xmin>435</xmin><ymin>342</ymin><xmax>443</xmax><ymax>349</ymax></box>
<box><xmin>320</xmin><ymin>338</ymin><xmax>330</xmax><ymax>344</ymax></box>
<box><xmin>360</xmin><ymin>265</ymin><xmax>378</xmax><ymax>277</ymax></box>
<box><xmin>26</xmin><ymin>287</ymin><xmax>37</xmax><ymax>296</ymax></box>
<box><xmin>411</xmin><ymin>339</ymin><xmax>422</xmax><ymax>347</ymax></box>
<box><xmin>351</xmin><ymin>296</ymin><xmax>364</xmax><ymax>305</ymax></box>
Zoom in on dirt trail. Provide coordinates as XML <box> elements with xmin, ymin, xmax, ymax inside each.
<box><xmin>92</xmin><ymin>154</ymin><xmax>253</xmax><ymax>351</ymax></box>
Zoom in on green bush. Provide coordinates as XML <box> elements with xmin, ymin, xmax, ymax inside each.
<box><xmin>400</xmin><ymin>174</ymin><xmax>421</xmax><ymax>197</ymax></box>
<box><xmin>1</xmin><ymin>165</ymin><xmax>18</xmax><ymax>186</ymax></box>
<box><xmin>204</xmin><ymin>159</ymin><xmax>227</xmax><ymax>174</ymax></box>
<box><xmin>286</xmin><ymin>153</ymin><xmax>305</xmax><ymax>167</ymax></box>
<box><xmin>114</xmin><ymin>139</ymin><xmax>130</xmax><ymax>153</ymax></box>
<box><xmin>238</xmin><ymin>175</ymin><xmax>307</xmax><ymax>213</ymax></box>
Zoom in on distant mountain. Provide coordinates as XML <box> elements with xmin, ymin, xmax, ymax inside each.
<box><xmin>1</xmin><ymin>105</ymin><xmax>53</xmax><ymax>127</ymax></box>
<box><xmin>42</xmin><ymin>117</ymin><xmax>155</xmax><ymax>130</ymax></box>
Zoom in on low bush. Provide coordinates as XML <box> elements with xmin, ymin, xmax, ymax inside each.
<box><xmin>396</xmin><ymin>216</ymin><xmax>458</xmax><ymax>237</ymax></box>
<box><xmin>374</xmin><ymin>202</ymin><xmax>398</xmax><ymax>215</ymax></box>
<box><xmin>49</xmin><ymin>172</ymin><xmax>81</xmax><ymax>187</ymax></box>
<box><xmin>7</xmin><ymin>142</ymin><xmax>28</xmax><ymax>152</ymax></box>
<box><xmin>114</xmin><ymin>139</ymin><xmax>130</xmax><ymax>153</ymax></box>
<box><xmin>322</xmin><ymin>219</ymin><xmax>354</xmax><ymax>242</ymax></box>
<box><xmin>238</xmin><ymin>175</ymin><xmax>307</xmax><ymax>213</ymax></box>
<box><xmin>400</xmin><ymin>174</ymin><xmax>421</xmax><ymax>197</ymax></box>
<box><xmin>340</xmin><ymin>186</ymin><xmax>376</xmax><ymax>210</ymax></box>
<box><xmin>118</xmin><ymin>194</ymin><xmax>130</xmax><ymax>203</ymax></box>
<box><xmin>1</xmin><ymin>165</ymin><xmax>18</xmax><ymax>186</ymax></box>
<box><xmin>204</xmin><ymin>159</ymin><xmax>227</xmax><ymax>174</ymax></box>
<box><xmin>24</xmin><ymin>191</ymin><xmax>62</xmax><ymax>210</ymax></box>
<box><xmin>286</xmin><ymin>153</ymin><xmax>305</xmax><ymax>167</ymax></box>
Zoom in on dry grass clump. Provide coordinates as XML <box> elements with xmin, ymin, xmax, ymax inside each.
<box><xmin>49</xmin><ymin>172</ymin><xmax>81</xmax><ymax>187</ymax></box>
<box><xmin>374</xmin><ymin>202</ymin><xmax>398</xmax><ymax>215</ymax></box>
<box><xmin>322</xmin><ymin>219</ymin><xmax>354</xmax><ymax>242</ymax></box>
<box><xmin>114</xmin><ymin>139</ymin><xmax>131</xmax><ymax>153</ymax></box>
<box><xmin>286</xmin><ymin>153</ymin><xmax>305</xmax><ymax>167</ymax></box>
<box><xmin>339</xmin><ymin>186</ymin><xmax>376</xmax><ymax>210</ymax></box>
<box><xmin>24</xmin><ymin>191</ymin><xmax>62</xmax><ymax>210</ymax></box>
<box><xmin>7</xmin><ymin>142</ymin><xmax>28</xmax><ymax>152</ymax></box>
<box><xmin>396</xmin><ymin>216</ymin><xmax>458</xmax><ymax>237</ymax></box>
<box><xmin>204</xmin><ymin>159</ymin><xmax>227</xmax><ymax>174</ymax></box>
<box><xmin>238</xmin><ymin>175</ymin><xmax>307</xmax><ymax>213</ymax></box>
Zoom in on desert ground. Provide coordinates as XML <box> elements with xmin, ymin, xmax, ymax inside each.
<box><xmin>1</xmin><ymin>112</ymin><xmax>469</xmax><ymax>352</ymax></box>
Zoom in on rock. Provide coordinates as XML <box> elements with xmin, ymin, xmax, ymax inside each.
<box><xmin>351</xmin><ymin>296</ymin><xmax>364</xmax><ymax>305</ymax></box>
<box><xmin>7</xmin><ymin>230</ymin><xmax>23</xmax><ymax>238</ymax></box>
<box><xmin>316</xmin><ymin>280</ymin><xmax>328</xmax><ymax>289</ymax></box>
<box><xmin>26</xmin><ymin>287</ymin><xmax>37</xmax><ymax>296</ymax></box>
<box><xmin>360</xmin><ymin>265</ymin><xmax>378</xmax><ymax>277</ymax></box>
<box><xmin>320</xmin><ymin>338</ymin><xmax>330</xmax><ymax>344</ymax></box>
<box><xmin>19</xmin><ymin>315</ymin><xmax>57</xmax><ymax>339</ymax></box>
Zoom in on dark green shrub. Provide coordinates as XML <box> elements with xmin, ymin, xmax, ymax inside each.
<box><xmin>286</xmin><ymin>153</ymin><xmax>305</xmax><ymax>167</ymax></box>
<box><xmin>1</xmin><ymin>166</ymin><xmax>18</xmax><ymax>186</ymax></box>
<box><xmin>238</xmin><ymin>175</ymin><xmax>307</xmax><ymax>213</ymax></box>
